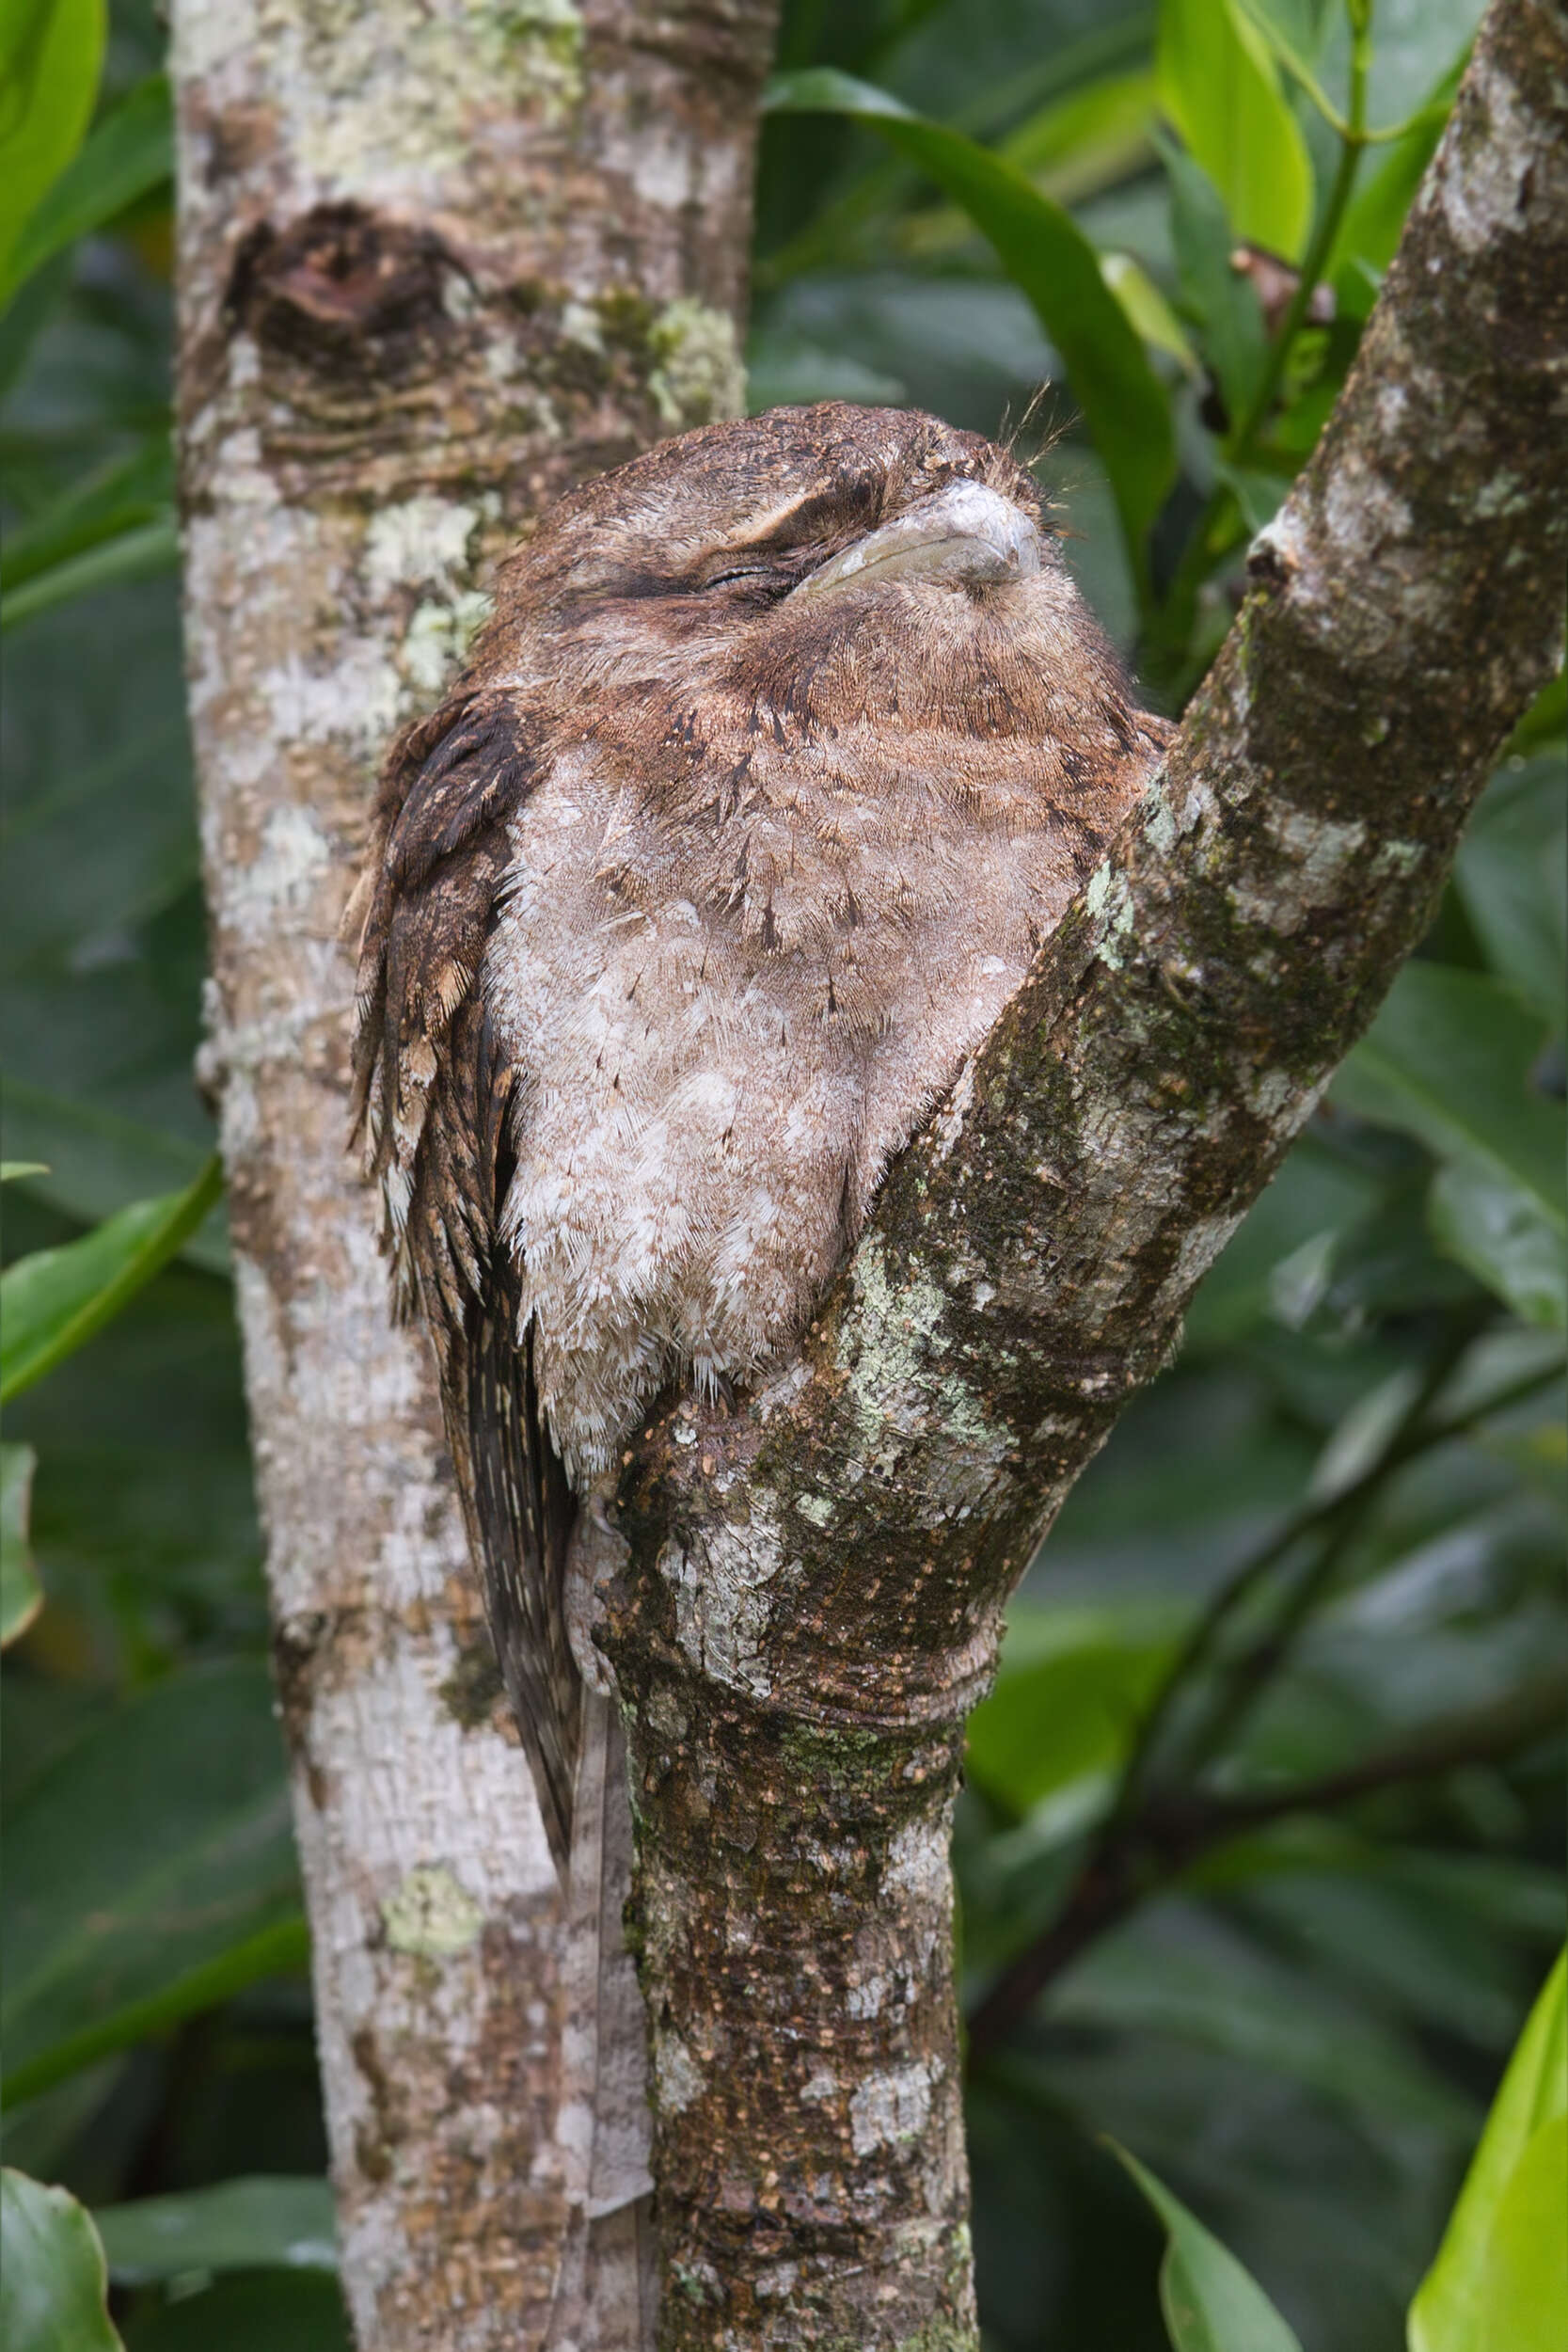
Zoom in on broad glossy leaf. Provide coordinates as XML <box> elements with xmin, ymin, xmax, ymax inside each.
<box><xmin>904</xmin><ymin>71</ymin><xmax>1159</xmax><ymax>256</ymax></box>
<box><xmin>0</xmin><ymin>1087</ymin><xmax>226</xmax><ymax>1271</ymax></box>
<box><xmin>1430</xmin><ymin>1159</ymin><xmax>1565</xmax><ymax>1331</ymax></box>
<box><xmin>1160</xmin><ymin>134</ymin><xmax>1268</xmax><ymax>423</ymax></box>
<box><xmin>763</xmin><ymin>70</ymin><xmax>1176</xmax><ymax>588</ymax></box>
<box><xmin>1155</xmin><ymin>0</ymin><xmax>1312</xmax><ymax>261</ymax></box>
<box><xmin>1455</xmin><ymin>755</ymin><xmax>1566</xmax><ymax>1026</ymax></box>
<box><xmin>1475</xmin><ymin>2116</ymin><xmax>1568</xmax><ymax>2352</ymax></box>
<box><xmin>2</xmin><ymin>1660</ymin><xmax>303</xmax><ymax>2101</ymax></box>
<box><xmin>999</xmin><ymin>66</ymin><xmax>1156</xmax><ymax>205</ymax></box>
<box><xmin>1</xmin><ymin>515</ymin><xmax>180</xmax><ymax>628</ymax></box>
<box><xmin>96</xmin><ymin>2177</ymin><xmax>336</xmax><ymax>2282</ymax></box>
<box><xmin>1333</xmin><ymin>963</ymin><xmax>1564</xmax><ymax>1233</ymax></box>
<box><xmin>1184</xmin><ymin>1128</ymin><xmax>1383</xmax><ymax>1348</ymax></box>
<box><xmin>0</xmin><ymin>240</ymin><xmax>70</xmax><ymax>397</ymax></box>
<box><xmin>1059</xmin><ymin>1904</ymin><xmax>1478</xmax><ymax>2135</ymax></box>
<box><xmin>0</xmin><ymin>434</ymin><xmax>174</xmax><ymax>596</ymax></box>
<box><xmin>1231</xmin><ymin>0</ymin><xmax>1329</xmax><ymax>85</ymax></box>
<box><xmin>1</xmin><ymin>573</ymin><xmax>215</xmax><ymax>1254</ymax></box>
<box><xmin>0</xmin><ymin>2168</ymin><xmax>121</xmax><ymax>2352</ymax></box>
<box><xmin>1101</xmin><ymin>252</ymin><xmax>1198</xmax><ymax>373</ymax></box>
<box><xmin>1112</xmin><ymin>2141</ymin><xmax>1305</xmax><ymax>2352</ymax></box>
<box><xmin>0</xmin><ymin>1439</ymin><xmax>41</xmax><ymax>1645</ymax></box>
<box><xmin>122</xmin><ymin>2271</ymin><xmax>349</xmax><ymax>2351</ymax></box>
<box><xmin>0</xmin><ymin>0</ymin><xmax>105</xmax><ymax>292</ymax></box>
<box><xmin>1</xmin><ymin>74</ymin><xmax>170</xmax><ymax>303</ymax></box>
<box><xmin>1410</xmin><ymin>1950</ymin><xmax>1567</xmax><ymax>2352</ymax></box>
<box><xmin>0</xmin><ymin>1156</ymin><xmax>223</xmax><ymax>1400</ymax></box>
<box><xmin>970</xmin><ymin>1603</ymin><xmax>1178</xmax><ymax>1815</ymax></box>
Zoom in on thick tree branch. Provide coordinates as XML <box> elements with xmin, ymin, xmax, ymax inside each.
<box><xmin>602</xmin><ymin>5</ymin><xmax>1568</xmax><ymax>2343</ymax></box>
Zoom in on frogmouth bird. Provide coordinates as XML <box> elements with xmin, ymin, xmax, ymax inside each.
<box><xmin>351</xmin><ymin>401</ymin><xmax>1169</xmax><ymax>1871</ymax></box>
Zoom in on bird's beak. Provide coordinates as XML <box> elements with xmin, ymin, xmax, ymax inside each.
<box><xmin>787</xmin><ymin>479</ymin><xmax>1041</xmax><ymax>604</ymax></box>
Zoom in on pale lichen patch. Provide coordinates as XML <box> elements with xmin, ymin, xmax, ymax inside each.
<box><xmin>654</xmin><ymin>2029</ymin><xmax>705</xmax><ymax>2115</ymax></box>
<box><xmin>364</xmin><ymin>497</ymin><xmax>481</xmax><ymax>596</ymax></box>
<box><xmin>381</xmin><ymin>1864</ymin><xmax>484</xmax><ymax>1957</ymax></box>
<box><xmin>659</xmin><ymin>1507</ymin><xmax>799</xmax><ymax>1699</ymax></box>
<box><xmin>849</xmin><ymin>2060</ymin><xmax>939</xmax><ymax>2158</ymax></box>
<box><xmin>647</xmin><ymin>299</ymin><xmax>746</xmax><ymax>429</ymax></box>
<box><xmin>232</xmin><ymin>804</ymin><xmax>334</xmax><ymax>941</ymax></box>
<box><xmin>401</xmin><ymin>591</ymin><xmax>493</xmax><ymax>695</ymax></box>
<box><xmin>883</xmin><ymin>1816</ymin><xmax>951</xmax><ymax>1910</ymax></box>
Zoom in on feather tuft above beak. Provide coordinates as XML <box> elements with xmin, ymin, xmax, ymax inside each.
<box><xmin>788</xmin><ymin>479</ymin><xmax>1041</xmax><ymax>603</ymax></box>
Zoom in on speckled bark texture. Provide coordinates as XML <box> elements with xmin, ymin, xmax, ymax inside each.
<box><xmin>169</xmin><ymin>4</ymin><xmax>778</xmax><ymax>2345</ymax></box>
<box><xmin>591</xmin><ymin>5</ymin><xmax>1568</xmax><ymax>2344</ymax></box>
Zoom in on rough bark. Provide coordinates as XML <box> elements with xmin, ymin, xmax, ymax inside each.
<box><xmin>594</xmin><ymin>5</ymin><xmax>1568</xmax><ymax>2344</ymax></box>
<box><xmin>169</xmin><ymin>5</ymin><xmax>779</xmax><ymax>2345</ymax></box>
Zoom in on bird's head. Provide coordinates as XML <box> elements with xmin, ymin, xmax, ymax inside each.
<box><xmin>479</xmin><ymin>403</ymin><xmax>1132</xmax><ymax>743</ymax></box>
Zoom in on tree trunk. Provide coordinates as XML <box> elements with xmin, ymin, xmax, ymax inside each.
<box><xmin>595</xmin><ymin>3</ymin><xmax>1568</xmax><ymax>2343</ymax></box>
<box><xmin>169</xmin><ymin>6</ymin><xmax>779</xmax><ymax>2344</ymax></box>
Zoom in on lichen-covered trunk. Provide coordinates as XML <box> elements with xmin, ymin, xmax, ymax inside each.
<box><xmin>615</xmin><ymin>1580</ymin><xmax>976</xmax><ymax>2347</ymax></box>
<box><xmin>169</xmin><ymin>4</ymin><xmax>777</xmax><ymax>2343</ymax></box>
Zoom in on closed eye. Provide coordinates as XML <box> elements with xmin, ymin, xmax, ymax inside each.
<box><xmin>704</xmin><ymin>563</ymin><xmax>775</xmax><ymax>589</ymax></box>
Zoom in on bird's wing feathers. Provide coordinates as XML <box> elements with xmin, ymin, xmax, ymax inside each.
<box><xmin>352</xmin><ymin>689</ymin><xmax>581</xmax><ymax>1873</ymax></box>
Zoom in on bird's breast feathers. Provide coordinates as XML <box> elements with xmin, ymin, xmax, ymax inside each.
<box><xmin>486</xmin><ymin>708</ymin><xmax>1095</xmax><ymax>1482</ymax></box>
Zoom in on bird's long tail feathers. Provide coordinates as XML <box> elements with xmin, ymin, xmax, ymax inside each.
<box><xmin>546</xmin><ymin>1691</ymin><xmax>657</xmax><ymax>2351</ymax></box>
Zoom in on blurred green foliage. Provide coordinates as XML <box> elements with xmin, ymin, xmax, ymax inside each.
<box><xmin>1</xmin><ymin>2</ymin><xmax>1562</xmax><ymax>2347</ymax></box>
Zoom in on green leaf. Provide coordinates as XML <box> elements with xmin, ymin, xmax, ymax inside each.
<box><xmin>0</xmin><ymin>515</ymin><xmax>181</xmax><ymax>630</ymax></box>
<box><xmin>1333</xmin><ymin>963</ymin><xmax>1564</xmax><ymax>1234</ymax></box>
<box><xmin>1160</xmin><ymin>133</ymin><xmax>1269</xmax><ymax>422</ymax></box>
<box><xmin>999</xmin><ymin>67</ymin><xmax>1157</xmax><ymax>205</ymax></box>
<box><xmin>1155</xmin><ymin>0</ymin><xmax>1313</xmax><ymax>262</ymax></box>
<box><xmin>0</xmin><ymin>1088</ymin><xmax>226</xmax><ymax>1271</ymax></box>
<box><xmin>0</xmin><ymin>1439</ymin><xmax>41</xmax><ymax>1645</ymax></box>
<box><xmin>1454</xmin><ymin>755</ymin><xmax>1566</xmax><ymax>1026</ymax></box>
<box><xmin>1</xmin><ymin>1659</ymin><xmax>304</xmax><ymax>2103</ymax></box>
<box><xmin>1111</xmin><ymin>2140</ymin><xmax>1305</xmax><ymax>2352</ymax></box>
<box><xmin>0</xmin><ymin>2169</ymin><xmax>122</xmax><ymax>2352</ymax></box>
<box><xmin>969</xmin><ymin>1604</ymin><xmax>1179</xmax><ymax>1816</ymax></box>
<box><xmin>1101</xmin><ymin>252</ymin><xmax>1199</xmax><ymax>374</ymax></box>
<box><xmin>1429</xmin><ymin>1159</ymin><xmax>1565</xmax><ymax>1331</ymax></box>
<box><xmin>96</xmin><ymin>2178</ymin><xmax>337</xmax><ymax>2283</ymax></box>
<box><xmin>0</xmin><ymin>239</ymin><xmax>71</xmax><ymax>396</ymax></box>
<box><xmin>762</xmin><ymin>68</ymin><xmax>1177</xmax><ymax>596</ymax></box>
<box><xmin>121</xmin><ymin>2270</ymin><xmax>349</xmax><ymax>2352</ymax></box>
<box><xmin>0</xmin><ymin>434</ymin><xmax>174</xmax><ymax>596</ymax></box>
<box><xmin>1410</xmin><ymin>1950</ymin><xmax>1568</xmax><ymax>2352</ymax></box>
<box><xmin>0</xmin><ymin>1154</ymin><xmax>223</xmax><ymax>1401</ymax></box>
<box><xmin>0</xmin><ymin>0</ymin><xmax>106</xmax><ymax>293</ymax></box>
<box><xmin>1</xmin><ymin>72</ymin><xmax>170</xmax><ymax>304</ymax></box>
<box><xmin>1063</xmin><ymin>1906</ymin><xmax>1478</xmax><ymax>2135</ymax></box>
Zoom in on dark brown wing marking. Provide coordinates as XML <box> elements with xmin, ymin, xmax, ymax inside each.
<box><xmin>352</xmin><ymin>690</ymin><xmax>581</xmax><ymax>1875</ymax></box>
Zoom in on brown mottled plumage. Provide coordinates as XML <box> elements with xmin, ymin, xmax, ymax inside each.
<box><xmin>351</xmin><ymin>402</ymin><xmax>1169</xmax><ymax>1872</ymax></box>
